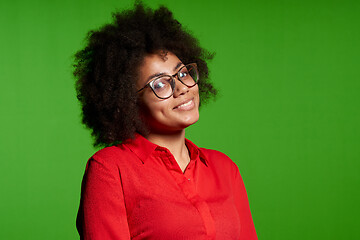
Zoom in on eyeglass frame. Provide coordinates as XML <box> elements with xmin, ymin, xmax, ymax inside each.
<box><xmin>137</xmin><ymin>63</ymin><xmax>199</xmax><ymax>99</ymax></box>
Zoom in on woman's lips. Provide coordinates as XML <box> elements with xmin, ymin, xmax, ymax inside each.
<box><xmin>173</xmin><ymin>99</ymin><xmax>194</xmax><ymax>110</ymax></box>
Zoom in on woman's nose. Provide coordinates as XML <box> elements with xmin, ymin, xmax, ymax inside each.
<box><xmin>172</xmin><ymin>79</ymin><xmax>189</xmax><ymax>98</ymax></box>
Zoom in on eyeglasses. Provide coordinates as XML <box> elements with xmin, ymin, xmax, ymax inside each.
<box><xmin>137</xmin><ymin>63</ymin><xmax>199</xmax><ymax>99</ymax></box>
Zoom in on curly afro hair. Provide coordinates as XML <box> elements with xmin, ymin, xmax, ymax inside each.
<box><xmin>73</xmin><ymin>1</ymin><xmax>216</xmax><ymax>147</ymax></box>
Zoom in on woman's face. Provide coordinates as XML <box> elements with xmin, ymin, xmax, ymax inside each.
<box><xmin>137</xmin><ymin>52</ymin><xmax>200</xmax><ymax>134</ymax></box>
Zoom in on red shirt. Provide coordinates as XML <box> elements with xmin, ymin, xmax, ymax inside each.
<box><xmin>77</xmin><ymin>134</ymin><xmax>257</xmax><ymax>240</ymax></box>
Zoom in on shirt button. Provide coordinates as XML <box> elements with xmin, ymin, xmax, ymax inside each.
<box><xmin>188</xmin><ymin>178</ymin><xmax>191</xmax><ymax>181</ymax></box>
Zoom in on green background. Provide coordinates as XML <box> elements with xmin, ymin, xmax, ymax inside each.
<box><xmin>1</xmin><ymin>0</ymin><xmax>359</xmax><ymax>239</ymax></box>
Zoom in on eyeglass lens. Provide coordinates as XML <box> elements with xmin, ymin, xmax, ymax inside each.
<box><xmin>151</xmin><ymin>64</ymin><xmax>198</xmax><ymax>99</ymax></box>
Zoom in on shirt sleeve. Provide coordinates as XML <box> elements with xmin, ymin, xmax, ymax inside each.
<box><xmin>233</xmin><ymin>167</ymin><xmax>258</xmax><ymax>240</ymax></box>
<box><xmin>76</xmin><ymin>155</ymin><xmax>131</xmax><ymax>240</ymax></box>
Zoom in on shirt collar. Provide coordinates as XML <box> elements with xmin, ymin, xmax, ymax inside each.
<box><xmin>122</xmin><ymin>133</ymin><xmax>208</xmax><ymax>166</ymax></box>
<box><xmin>122</xmin><ymin>133</ymin><xmax>158</xmax><ymax>163</ymax></box>
<box><xmin>185</xmin><ymin>138</ymin><xmax>208</xmax><ymax>166</ymax></box>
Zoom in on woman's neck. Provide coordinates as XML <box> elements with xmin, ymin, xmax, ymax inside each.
<box><xmin>146</xmin><ymin>130</ymin><xmax>190</xmax><ymax>172</ymax></box>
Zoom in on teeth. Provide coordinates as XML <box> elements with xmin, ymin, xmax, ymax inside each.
<box><xmin>177</xmin><ymin>100</ymin><xmax>192</xmax><ymax>109</ymax></box>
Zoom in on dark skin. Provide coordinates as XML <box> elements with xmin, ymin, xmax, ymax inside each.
<box><xmin>137</xmin><ymin>52</ymin><xmax>200</xmax><ymax>171</ymax></box>
<box><xmin>73</xmin><ymin>3</ymin><xmax>216</xmax><ymax>147</ymax></box>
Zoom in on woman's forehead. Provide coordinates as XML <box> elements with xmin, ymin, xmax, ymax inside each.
<box><xmin>137</xmin><ymin>52</ymin><xmax>183</xmax><ymax>85</ymax></box>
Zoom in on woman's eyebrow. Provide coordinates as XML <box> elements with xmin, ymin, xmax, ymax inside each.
<box><xmin>173</xmin><ymin>62</ymin><xmax>183</xmax><ymax>71</ymax></box>
<box><xmin>146</xmin><ymin>62</ymin><xmax>184</xmax><ymax>81</ymax></box>
<box><xmin>147</xmin><ymin>72</ymin><xmax>165</xmax><ymax>81</ymax></box>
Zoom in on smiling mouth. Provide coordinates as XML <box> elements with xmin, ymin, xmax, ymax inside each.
<box><xmin>174</xmin><ymin>99</ymin><xmax>194</xmax><ymax>110</ymax></box>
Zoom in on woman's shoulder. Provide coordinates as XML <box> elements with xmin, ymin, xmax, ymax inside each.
<box><xmin>93</xmin><ymin>145</ymin><xmax>122</xmax><ymax>158</ymax></box>
<box><xmin>198</xmin><ymin>147</ymin><xmax>239</xmax><ymax>172</ymax></box>
<box><xmin>89</xmin><ymin>143</ymin><xmax>134</xmax><ymax>166</ymax></box>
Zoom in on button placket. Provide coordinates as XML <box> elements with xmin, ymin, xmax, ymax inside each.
<box><xmin>155</xmin><ymin>143</ymin><xmax>216</xmax><ymax>238</ymax></box>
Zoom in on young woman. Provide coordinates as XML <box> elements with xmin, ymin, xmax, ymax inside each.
<box><xmin>74</xmin><ymin>2</ymin><xmax>257</xmax><ymax>239</ymax></box>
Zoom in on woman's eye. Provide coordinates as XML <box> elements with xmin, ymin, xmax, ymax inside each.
<box><xmin>153</xmin><ymin>78</ymin><xmax>170</xmax><ymax>90</ymax></box>
<box><xmin>179</xmin><ymin>70</ymin><xmax>189</xmax><ymax>78</ymax></box>
<box><xmin>154</xmin><ymin>82</ymin><xmax>165</xmax><ymax>89</ymax></box>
